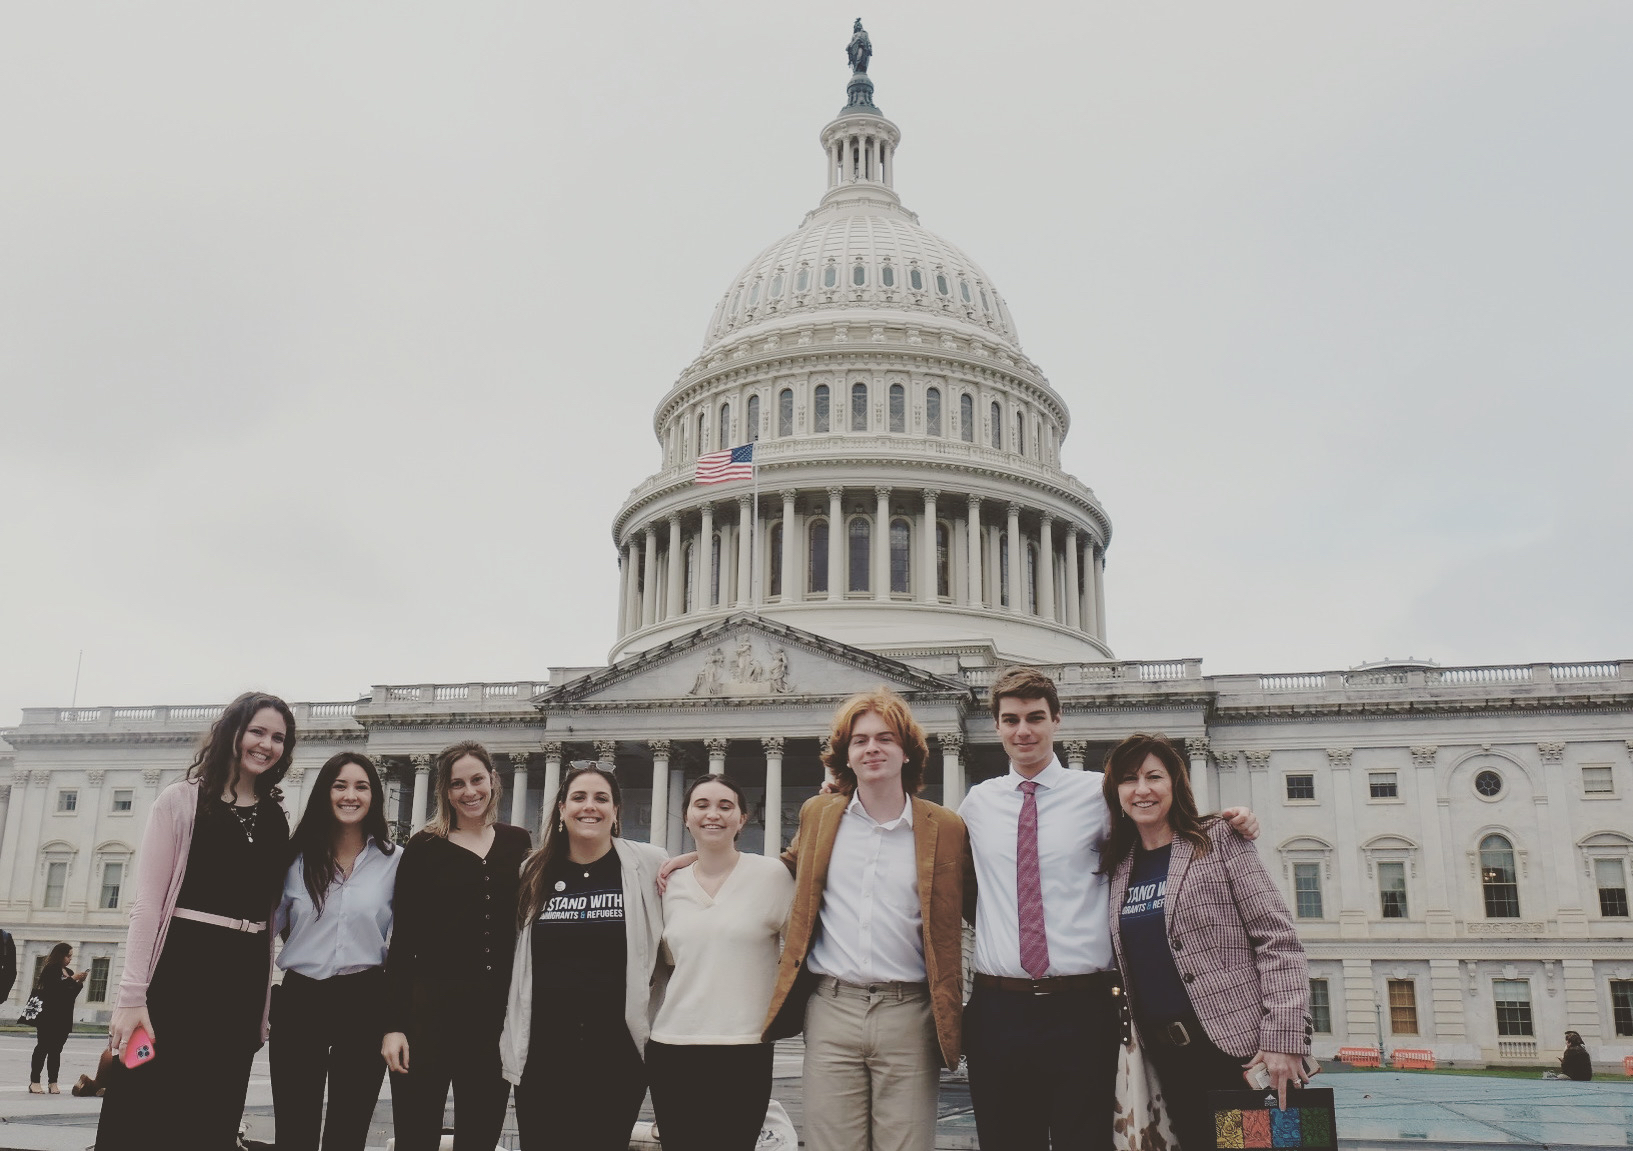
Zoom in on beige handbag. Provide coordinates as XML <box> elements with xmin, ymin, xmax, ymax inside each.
<box><xmin>1112</xmin><ymin>992</ymin><xmax>1176</xmax><ymax>1151</ymax></box>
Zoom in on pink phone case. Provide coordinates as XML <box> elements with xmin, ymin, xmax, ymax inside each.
<box><xmin>122</xmin><ymin>1025</ymin><xmax>156</xmax><ymax>1070</ymax></box>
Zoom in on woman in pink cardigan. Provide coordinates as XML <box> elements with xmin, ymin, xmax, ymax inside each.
<box><xmin>96</xmin><ymin>691</ymin><xmax>296</xmax><ymax>1151</ymax></box>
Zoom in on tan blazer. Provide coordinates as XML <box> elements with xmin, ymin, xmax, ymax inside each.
<box><xmin>761</xmin><ymin>792</ymin><xmax>968</xmax><ymax>1069</ymax></box>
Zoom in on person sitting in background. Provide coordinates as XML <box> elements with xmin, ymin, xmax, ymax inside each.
<box><xmin>1560</xmin><ymin>1031</ymin><xmax>1592</xmax><ymax>1081</ymax></box>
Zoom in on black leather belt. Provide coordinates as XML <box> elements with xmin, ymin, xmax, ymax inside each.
<box><xmin>974</xmin><ymin>970</ymin><xmax>1120</xmax><ymax>996</ymax></box>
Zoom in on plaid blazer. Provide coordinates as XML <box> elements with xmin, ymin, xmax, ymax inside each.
<box><xmin>1108</xmin><ymin>819</ymin><xmax>1310</xmax><ymax>1060</ymax></box>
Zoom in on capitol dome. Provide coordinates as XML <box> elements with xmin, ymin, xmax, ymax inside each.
<box><xmin>610</xmin><ymin>37</ymin><xmax>1113</xmax><ymax>668</ymax></box>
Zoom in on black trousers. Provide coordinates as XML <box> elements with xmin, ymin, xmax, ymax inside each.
<box><xmin>271</xmin><ymin>968</ymin><xmax>389</xmax><ymax>1151</ymax></box>
<box><xmin>964</xmin><ymin>978</ymin><xmax>1121</xmax><ymax>1151</ymax></box>
<box><xmin>514</xmin><ymin>1018</ymin><xmax>645</xmax><ymax>1151</ymax></box>
<box><xmin>647</xmin><ymin>1040</ymin><xmax>773</xmax><ymax>1151</ymax></box>
<box><xmin>30</xmin><ymin>1021</ymin><xmax>71</xmax><ymax>1083</ymax></box>
<box><xmin>388</xmin><ymin>1009</ymin><xmax>510</xmax><ymax>1151</ymax></box>
<box><xmin>1140</xmin><ymin>1015</ymin><xmax>1249</xmax><ymax>1151</ymax></box>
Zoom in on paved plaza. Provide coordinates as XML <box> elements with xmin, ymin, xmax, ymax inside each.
<box><xmin>0</xmin><ymin>1034</ymin><xmax>1626</xmax><ymax>1150</ymax></box>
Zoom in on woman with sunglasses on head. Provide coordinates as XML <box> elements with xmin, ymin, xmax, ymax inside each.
<box><xmin>272</xmin><ymin>752</ymin><xmax>400</xmax><ymax>1151</ymax></box>
<box><xmin>383</xmin><ymin>742</ymin><xmax>531</xmax><ymax>1151</ymax></box>
<box><xmin>97</xmin><ymin>691</ymin><xmax>296</xmax><ymax>1151</ymax></box>
<box><xmin>501</xmin><ymin>763</ymin><xmax>668</xmax><ymax>1151</ymax></box>
<box><xmin>1101</xmin><ymin>733</ymin><xmax>1311</xmax><ymax>1151</ymax></box>
<box><xmin>646</xmin><ymin>774</ymin><xmax>794</xmax><ymax>1151</ymax></box>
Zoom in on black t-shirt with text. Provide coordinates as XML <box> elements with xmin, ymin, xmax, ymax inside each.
<box><xmin>530</xmin><ymin>849</ymin><xmax>627</xmax><ymax>1035</ymax></box>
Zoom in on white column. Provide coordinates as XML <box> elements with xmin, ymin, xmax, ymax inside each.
<box><xmin>874</xmin><ymin>486</ymin><xmax>891</xmax><ymax>600</ymax></box>
<box><xmin>509</xmin><ymin>752</ymin><xmax>529</xmax><ymax>830</ymax></box>
<box><xmin>1186</xmin><ymin>738</ymin><xmax>1212</xmax><ymax>813</ymax></box>
<box><xmin>1037</xmin><ymin>513</ymin><xmax>1056</xmax><ymax>622</ymax></box>
<box><xmin>735</xmin><ymin>496</ymin><xmax>753</xmax><ymax>608</ymax></box>
<box><xmin>1006</xmin><ymin>503</ymin><xmax>1023</xmax><ymax>613</ymax></box>
<box><xmin>919</xmin><ymin>489</ymin><xmax>939</xmax><ymax>603</ymax></box>
<box><xmin>706</xmin><ymin>738</ymin><xmax>728</xmax><ymax>776</ymax></box>
<box><xmin>1064</xmin><ymin>741</ymin><xmax>1088</xmax><ymax>771</ymax></box>
<box><xmin>410</xmin><ymin>754</ymin><xmax>431</xmax><ymax>830</ymax></box>
<box><xmin>541</xmin><ymin>742</ymin><xmax>563</xmax><ymax>822</ymax></box>
<box><xmin>720</xmin><ymin>521</ymin><xmax>737</xmax><ymax>606</ymax></box>
<box><xmin>1081</xmin><ymin>539</ymin><xmax>1099</xmax><ymax>637</ymax></box>
<box><xmin>649</xmin><ymin>740</ymin><xmax>672</xmax><ymax>852</ymax></box>
<box><xmin>699</xmin><ymin>504</ymin><xmax>715</xmax><ymax>610</ymax></box>
<box><xmin>1093</xmin><ymin>546</ymin><xmax>1108</xmax><ymax>642</ymax></box>
<box><xmin>0</xmin><ymin>774</ymin><xmax>31</xmax><ymax>907</ymax></box>
<box><xmin>780</xmin><ymin>490</ymin><xmax>797</xmax><ymax>602</ymax></box>
<box><xmin>827</xmin><ymin>486</ymin><xmax>844</xmax><ymax>601</ymax></box>
<box><xmin>966</xmin><ymin>495</ymin><xmax>983</xmax><ymax>607</ymax></box>
<box><xmin>665</xmin><ymin>514</ymin><xmax>684</xmax><ymax>620</ymax></box>
<box><xmin>1064</xmin><ymin>527</ymin><xmax>1081</xmax><ymax>630</ymax></box>
<box><xmin>941</xmin><ymin>734</ymin><xmax>966</xmax><ymax>810</ymax></box>
<box><xmin>642</xmin><ymin>527</ymin><xmax>659</xmax><ymax>627</ymax></box>
<box><xmin>762</xmin><ymin>737</ymin><xmax>784</xmax><ymax>856</ymax></box>
<box><xmin>623</xmin><ymin>541</ymin><xmax>639</xmax><ymax>634</ymax></box>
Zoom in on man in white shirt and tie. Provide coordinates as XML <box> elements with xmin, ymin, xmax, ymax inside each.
<box><xmin>960</xmin><ymin>667</ymin><xmax>1257</xmax><ymax>1151</ymax></box>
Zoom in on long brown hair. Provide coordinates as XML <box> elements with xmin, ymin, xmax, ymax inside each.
<box><xmin>515</xmin><ymin>765</ymin><xmax>622</xmax><ymax>930</ymax></box>
<box><xmin>288</xmin><ymin>752</ymin><xmax>396</xmax><ymax>914</ymax></box>
<box><xmin>820</xmin><ymin>688</ymin><xmax>928</xmax><ymax>795</ymax></box>
<box><xmin>1098</xmin><ymin>732</ymin><xmax>1214</xmax><ymax>873</ymax></box>
<box><xmin>187</xmin><ymin>692</ymin><xmax>296</xmax><ymax>806</ymax></box>
<box><xmin>35</xmin><ymin>943</ymin><xmax>71</xmax><ymax>991</ymax></box>
<box><xmin>424</xmin><ymin>741</ymin><xmax>503</xmax><ymax>838</ymax></box>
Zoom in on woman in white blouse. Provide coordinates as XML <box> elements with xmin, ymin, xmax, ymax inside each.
<box><xmin>648</xmin><ymin>775</ymin><xmax>794</xmax><ymax>1151</ymax></box>
<box><xmin>272</xmin><ymin>752</ymin><xmax>401</xmax><ymax>1151</ymax></box>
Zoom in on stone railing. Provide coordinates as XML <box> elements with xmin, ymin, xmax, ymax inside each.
<box><xmin>1235</xmin><ymin>661</ymin><xmax>1633</xmax><ymax>693</ymax></box>
<box><xmin>15</xmin><ymin>700</ymin><xmax>361</xmax><ymax>731</ymax></box>
<box><xmin>365</xmin><ymin>682</ymin><xmax>548</xmax><ymax>710</ymax></box>
<box><xmin>962</xmin><ymin>660</ymin><xmax>1203</xmax><ymax>689</ymax></box>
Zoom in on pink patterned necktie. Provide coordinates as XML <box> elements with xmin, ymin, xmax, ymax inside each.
<box><xmin>1016</xmin><ymin>779</ymin><xmax>1051</xmax><ymax>979</ymax></box>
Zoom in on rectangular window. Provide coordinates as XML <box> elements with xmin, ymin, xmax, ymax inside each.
<box><xmin>55</xmin><ymin>790</ymin><xmax>77</xmax><ymax>813</ymax></box>
<box><xmin>32</xmin><ymin>956</ymin><xmax>47</xmax><ymax>990</ymax></box>
<box><xmin>87</xmin><ymin>957</ymin><xmax>110</xmax><ymax>1003</ymax></box>
<box><xmin>100</xmin><ymin>862</ymin><xmax>124</xmax><ymax>910</ymax></box>
<box><xmin>1582</xmin><ymin>765</ymin><xmax>1614</xmax><ymax>794</ymax></box>
<box><xmin>1612</xmin><ymin>980</ymin><xmax>1633</xmax><ymax>1036</ymax></box>
<box><xmin>43</xmin><ymin>861</ymin><xmax>67</xmax><ymax>909</ymax></box>
<box><xmin>111</xmin><ymin>789</ymin><xmax>134</xmax><ymax>813</ymax></box>
<box><xmin>1293</xmin><ymin>862</ymin><xmax>1323</xmax><ymax>919</ymax></box>
<box><xmin>1595</xmin><ymin>858</ymin><xmax>1629</xmax><ymax>917</ymax></box>
<box><xmin>1309</xmin><ymin>979</ymin><xmax>1332</xmax><ymax>1033</ymax></box>
<box><xmin>1493</xmin><ymin>979</ymin><xmax>1533</xmax><ymax>1036</ymax></box>
<box><xmin>1388</xmin><ymin>979</ymin><xmax>1419</xmax><ymax>1034</ymax></box>
<box><xmin>1369</xmin><ymin>772</ymin><xmax>1399</xmax><ymax>798</ymax></box>
<box><xmin>1285</xmin><ymin>774</ymin><xmax>1315</xmax><ymax>801</ymax></box>
<box><xmin>1379</xmin><ymin>861</ymin><xmax>1408</xmax><ymax>918</ymax></box>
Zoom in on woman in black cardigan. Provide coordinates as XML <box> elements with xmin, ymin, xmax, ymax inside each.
<box><xmin>29</xmin><ymin>943</ymin><xmax>86</xmax><ymax>1093</ymax></box>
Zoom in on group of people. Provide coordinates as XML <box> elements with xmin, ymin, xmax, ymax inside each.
<box><xmin>90</xmin><ymin>668</ymin><xmax>1314</xmax><ymax>1151</ymax></box>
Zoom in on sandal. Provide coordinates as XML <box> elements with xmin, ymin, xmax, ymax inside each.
<box><xmin>47</xmin><ymin>1083</ymin><xmax>59</xmax><ymax>1094</ymax></box>
<box><xmin>27</xmin><ymin>1082</ymin><xmax>43</xmax><ymax>1094</ymax></box>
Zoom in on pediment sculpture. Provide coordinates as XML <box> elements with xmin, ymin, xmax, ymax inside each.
<box><xmin>689</xmin><ymin>638</ymin><xmax>794</xmax><ymax>697</ymax></box>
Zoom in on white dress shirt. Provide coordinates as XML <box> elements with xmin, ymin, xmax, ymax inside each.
<box><xmin>275</xmin><ymin>840</ymin><xmax>401</xmax><ymax>980</ymax></box>
<box><xmin>960</xmin><ymin>757</ymin><xmax>1114</xmax><ymax>978</ymax></box>
<box><xmin>806</xmin><ymin>794</ymin><xmax>926</xmax><ymax>985</ymax></box>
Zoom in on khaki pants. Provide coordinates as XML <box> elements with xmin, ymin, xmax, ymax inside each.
<box><xmin>802</xmin><ymin>976</ymin><xmax>939</xmax><ymax>1151</ymax></box>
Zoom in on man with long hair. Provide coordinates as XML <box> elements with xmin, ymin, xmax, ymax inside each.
<box><xmin>761</xmin><ymin>687</ymin><xmax>967</xmax><ymax>1151</ymax></box>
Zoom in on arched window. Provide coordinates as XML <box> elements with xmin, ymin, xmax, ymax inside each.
<box><xmin>1480</xmin><ymin>835</ymin><xmax>1520</xmax><ymax>918</ymax></box>
<box><xmin>960</xmin><ymin>393</ymin><xmax>974</xmax><ymax>442</ymax></box>
<box><xmin>935</xmin><ymin>272</ymin><xmax>949</xmax><ymax>296</ymax></box>
<box><xmin>769</xmin><ymin>522</ymin><xmax>783</xmax><ymax>598</ymax></box>
<box><xmin>980</xmin><ymin>286</ymin><xmax>991</xmax><ymax>312</ymax></box>
<box><xmin>910</xmin><ymin>267</ymin><xmax>924</xmax><ymax>291</ymax></box>
<box><xmin>796</xmin><ymin>266</ymin><xmax>810</xmax><ymax>293</ymax></box>
<box><xmin>926</xmin><ymin>387</ymin><xmax>942</xmax><ymax>437</ymax></box>
<box><xmin>852</xmin><ymin>263</ymin><xmax>867</xmax><ymax>286</ymax></box>
<box><xmin>710</xmin><ymin>533</ymin><xmax>722</xmax><ymax>607</ymax></box>
<box><xmin>890</xmin><ymin>518</ymin><xmax>911</xmax><ymax>594</ymax></box>
<box><xmin>848</xmin><ymin>517</ymin><xmax>870</xmax><ymax>592</ymax></box>
<box><xmin>778</xmin><ymin>388</ymin><xmax>794</xmax><ymax>437</ymax></box>
<box><xmin>851</xmin><ymin>382</ymin><xmax>868</xmax><ymax>432</ymax></box>
<box><xmin>697</xmin><ymin>411</ymin><xmax>707</xmax><ymax>455</ymax></box>
<box><xmin>1015</xmin><ymin>410</ymin><xmax>1026</xmax><ymax>455</ymax></box>
<box><xmin>824</xmin><ymin>264</ymin><xmax>838</xmax><ymax>289</ymax></box>
<box><xmin>814</xmin><ymin>384</ymin><xmax>831</xmax><ymax>433</ymax></box>
<box><xmin>683</xmin><ymin>541</ymin><xmax>696</xmax><ymax>613</ymax></box>
<box><xmin>881</xmin><ymin>263</ymin><xmax>895</xmax><ymax>288</ymax></box>
<box><xmin>719</xmin><ymin>403</ymin><xmax>731</xmax><ymax>448</ymax></box>
<box><xmin>729</xmin><ymin>288</ymin><xmax>742</xmax><ymax>315</ymax></box>
<box><xmin>747</xmin><ymin>395</ymin><xmax>761</xmax><ymax>442</ymax></box>
<box><xmin>888</xmin><ymin>383</ymin><xmax>905</xmax><ymax>433</ymax></box>
<box><xmin>999</xmin><ymin>531</ymin><xmax>1010</xmax><ymax>607</ymax></box>
<box><xmin>808</xmin><ymin>520</ymin><xmax>829</xmax><ymax>594</ymax></box>
<box><xmin>960</xmin><ymin>279</ymin><xmax>972</xmax><ymax>304</ymax></box>
<box><xmin>748</xmin><ymin>280</ymin><xmax>760</xmax><ymax>306</ymax></box>
<box><xmin>990</xmin><ymin>401</ymin><xmax>1002</xmax><ymax>450</ymax></box>
<box><xmin>769</xmin><ymin>272</ymin><xmax>784</xmax><ymax>298</ymax></box>
<box><xmin>936</xmin><ymin>521</ymin><xmax>950</xmax><ymax>598</ymax></box>
<box><xmin>1026</xmin><ymin>542</ymin><xmax>1038</xmax><ymax>613</ymax></box>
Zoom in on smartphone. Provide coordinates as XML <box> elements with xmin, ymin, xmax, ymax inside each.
<box><xmin>122</xmin><ymin>1025</ymin><xmax>156</xmax><ymax>1070</ymax></box>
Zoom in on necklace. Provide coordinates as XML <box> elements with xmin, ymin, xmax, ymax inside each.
<box><xmin>226</xmin><ymin>801</ymin><xmax>258</xmax><ymax>844</ymax></box>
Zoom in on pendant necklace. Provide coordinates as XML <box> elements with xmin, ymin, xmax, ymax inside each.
<box><xmin>227</xmin><ymin>801</ymin><xmax>257</xmax><ymax>844</ymax></box>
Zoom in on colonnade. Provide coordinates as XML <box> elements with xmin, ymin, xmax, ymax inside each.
<box><xmin>617</xmin><ymin>486</ymin><xmax>1107</xmax><ymax>642</ymax></box>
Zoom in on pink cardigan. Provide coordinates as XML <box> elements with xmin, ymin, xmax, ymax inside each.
<box><xmin>115</xmin><ymin>779</ymin><xmax>279</xmax><ymax>1042</ymax></box>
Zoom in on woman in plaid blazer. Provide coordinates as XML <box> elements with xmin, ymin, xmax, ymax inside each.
<box><xmin>1102</xmin><ymin>734</ymin><xmax>1312</xmax><ymax>1151</ymax></box>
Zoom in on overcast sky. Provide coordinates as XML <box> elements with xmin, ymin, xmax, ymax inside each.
<box><xmin>3</xmin><ymin>3</ymin><xmax>1630</xmax><ymax>724</ymax></box>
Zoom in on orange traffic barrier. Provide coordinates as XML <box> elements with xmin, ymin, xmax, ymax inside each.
<box><xmin>1338</xmin><ymin>1046</ymin><xmax>1381</xmax><ymax>1067</ymax></box>
<box><xmin>1623</xmin><ymin>1055</ymin><xmax>1632</xmax><ymax>1077</ymax></box>
<box><xmin>1390</xmin><ymin>1048</ymin><xmax>1435</xmax><ymax>1069</ymax></box>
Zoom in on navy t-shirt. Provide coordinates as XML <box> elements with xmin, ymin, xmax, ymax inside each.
<box><xmin>1119</xmin><ymin>843</ymin><xmax>1191</xmax><ymax>1024</ymax></box>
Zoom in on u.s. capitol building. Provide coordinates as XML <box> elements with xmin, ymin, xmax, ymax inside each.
<box><xmin>2</xmin><ymin>33</ymin><xmax>1628</xmax><ymax>1069</ymax></box>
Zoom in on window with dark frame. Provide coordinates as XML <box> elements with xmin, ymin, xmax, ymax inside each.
<box><xmin>111</xmin><ymin>789</ymin><xmax>134</xmax><ymax>813</ymax></box>
<box><xmin>1612</xmin><ymin>980</ymin><xmax>1633</xmax><ymax>1036</ymax></box>
<box><xmin>100</xmin><ymin>861</ymin><xmax>124</xmax><ymax>909</ymax></box>
<box><xmin>1379</xmin><ymin>861</ymin><xmax>1408</xmax><ymax>919</ymax></box>
<box><xmin>1388</xmin><ymin>979</ymin><xmax>1419</xmax><ymax>1035</ymax></box>
<box><xmin>1293</xmin><ymin>862</ymin><xmax>1323</xmax><ymax>919</ymax></box>
<box><xmin>1595</xmin><ymin>858</ymin><xmax>1629</xmax><ymax>917</ymax></box>
<box><xmin>1286</xmin><ymin>775</ymin><xmax>1315</xmax><ymax>801</ymax></box>
<box><xmin>1493</xmin><ymin>979</ymin><xmax>1533</xmax><ymax>1036</ymax></box>
<box><xmin>1480</xmin><ymin>835</ymin><xmax>1521</xmax><ymax>917</ymax></box>
<box><xmin>56</xmin><ymin>790</ymin><xmax>77</xmax><ymax>813</ymax></box>
<box><xmin>1309</xmin><ymin>979</ymin><xmax>1332</xmax><ymax>1033</ymax></box>
<box><xmin>1369</xmin><ymin>772</ymin><xmax>1399</xmax><ymax>798</ymax></box>
<box><xmin>87</xmin><ymin>956</ymin><xmax>111</xmax><ymax>1003</ymax></box>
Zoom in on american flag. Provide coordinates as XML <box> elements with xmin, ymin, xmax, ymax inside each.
<box><xmin>694</xmin><ymin>443</ymin><xmax>755</xmax><ymax>484</ymax></box>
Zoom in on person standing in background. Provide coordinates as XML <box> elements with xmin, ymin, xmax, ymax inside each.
<box><xmin>273</xmin><ymin>752</ymin><xmax>401</xmax><ymax>1151</ymax></box>
<box><xmin>28</xmin><ymin>943</ymin><xmax>86</xmax><ymax>1093</ymax></box>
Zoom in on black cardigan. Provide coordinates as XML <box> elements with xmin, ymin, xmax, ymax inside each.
<box><xmin>35</xmin><ymin>966</ymin><xmax>83</xmax><ymax>1027</ymax></box>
